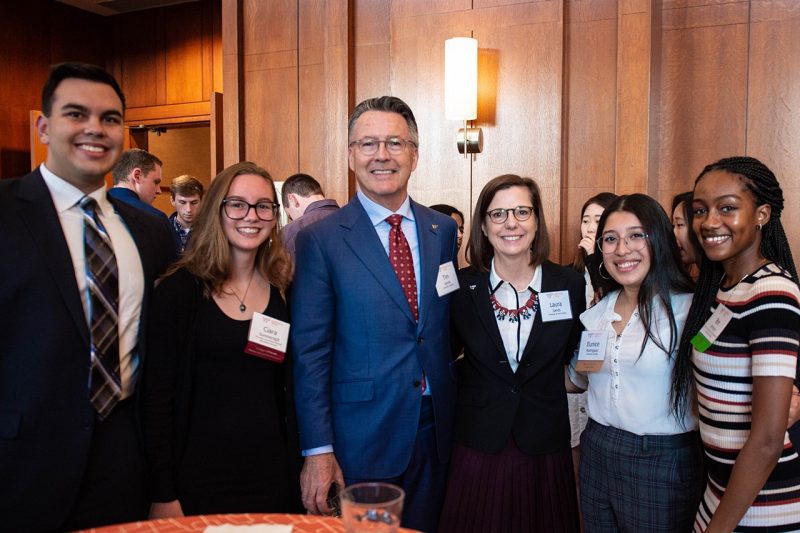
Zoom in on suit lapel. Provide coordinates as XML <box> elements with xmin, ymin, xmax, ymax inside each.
<box><xmin>414</xmin><ymin>201</ymin><xmax>443</xmax><ymax>332</ymax></box>
<box><xmin>466</xmin><ymin>271</ymin><xmax>508</xmax><ymax>362</ymax></box>
<box><xmin>17</xmin><ymin>170</ymin><xmax>90</xmax><ymax>344</ymax></box>
<box><xmin>340</xmin><ymin>197</ymin><xmax>416</xmax><ymax>324</ymax></box>
<box><xmin>519</xmin><ymin>262</ymin><xmax>564</xmax><ymax>365</ymax></box>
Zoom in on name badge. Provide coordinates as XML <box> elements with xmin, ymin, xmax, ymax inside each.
<box><xmin>539</xmin><ymin>290</ymin><xmax>573</xmax><ymax>322</ymax></box>
<box><xmin>244</xmin><ymin>312</ymin><xmax>290</xmax><ymax>363</ymax></box>
<box><xmin>575</xmin><ymin>330</ymin><xmax>608</xmax><ymax>372</ymax></box>
<box><xmin>436</xmin><ymin>261</ymin><xmax>460</xmax><ymax>296</ymax></box>
<box><xmin>691</xmin><ymin>303</ymin><xmax>733</xmax><ymax>352</ymax></box>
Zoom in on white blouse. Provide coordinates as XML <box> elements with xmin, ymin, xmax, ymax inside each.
<box><xmin>489</xmin><ymin>259</ymin><xmax>542</xmax><ymax>373</ymax></box>
<box><xmin>569</xmin><ymin>290</ymin><xmax>697</xmax><ymax>435</ymax></box>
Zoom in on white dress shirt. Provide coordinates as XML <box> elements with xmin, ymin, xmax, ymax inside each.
<box><xmin>489</xmin><ymin>259</ymin><xmax>542</xmax><ymax>373</ymax></box>
<box><xmin>569</xmin><ymin>290</ymin><xmax>697</xmax><ymax>435</ymax></box>
<box><xmin>40</xmin><ymin>164</ymin><xmax>145</xmax><ymax>398</ymax></box>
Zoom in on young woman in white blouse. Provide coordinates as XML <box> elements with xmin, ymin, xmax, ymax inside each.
<box><xmin>566</xmin><ymin>193</ymin><xmax>702</xmax><ymax>532</ymax></box>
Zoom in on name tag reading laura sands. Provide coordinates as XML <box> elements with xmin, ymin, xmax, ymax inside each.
<box><xmin>539</xmin><ymin>290</ymin><xmax>573</xmax><ymax>322</ymax></box>
<box><xmin>244</xmin><ymin>312</ymin><xmax>290</xmax><ymax>363</ymax></box>
<box><xmin>575</xmin><ymin>330</ymin><xmax>608</xmax><ymax>372</ymax></box>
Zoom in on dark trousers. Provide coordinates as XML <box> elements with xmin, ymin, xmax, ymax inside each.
<box><xmin>580</xmin><ymin>419</ymin><xmax>703</xmax><ymax>533</ymax></box>
<box><xmin>61</xmin><ymin>398</ymin><xmax>149</xmax><ymax>531</ymax></box>
<box><xmin>345</xmin><ymin>396</ymin><xmax>448</xmax><ymax>533</ymax></box>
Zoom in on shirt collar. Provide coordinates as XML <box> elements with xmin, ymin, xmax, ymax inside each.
<box><xmin>357</xmin><ymin>190</ymin><xmax>414</xmax><ymax>227</ymax></box>
<box><xmin>40</xmin><ymin>163</ymin><xmax>111</xmax><ymax>215</ymax></box>
<box><xmin>489</xmin><ymin>258</ymin><xmax>542</xmax><ymax>293</ymax></box>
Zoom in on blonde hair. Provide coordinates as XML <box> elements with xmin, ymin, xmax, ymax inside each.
<box><xmin>168</xmin><ymin>161</ymin><xmax>293</xmax><ymax>293</ymax></box>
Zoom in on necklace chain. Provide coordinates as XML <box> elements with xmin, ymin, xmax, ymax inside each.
<box><xmin>224</xmin><ymin>270</ymin><xmax>256</xmax><ymax>313</ymax></box>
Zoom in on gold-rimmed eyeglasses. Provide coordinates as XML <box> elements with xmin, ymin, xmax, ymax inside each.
<box><xmin>597</xmin><ymin>231</ymin><xmax>649</xmax><ymax>254</ymax></box>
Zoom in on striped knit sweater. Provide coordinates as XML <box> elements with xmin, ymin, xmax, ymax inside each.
<box><xmin>693</xmin><ymin>263</ymin><xmax>800</xmax><ymax>532</ymax></box>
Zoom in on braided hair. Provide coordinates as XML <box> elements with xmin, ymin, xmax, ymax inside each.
<box><xmin>674</xmin><ymin>156</ymin><xmax>798</xmax><ymax>419</ymax></box>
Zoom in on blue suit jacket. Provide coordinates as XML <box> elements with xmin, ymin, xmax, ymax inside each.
<box><xmin>291</xmin><ymin>195</ymin><xmax>458</xmax><ymax>479</ymax></box>
<box><xmin>0</xmin><ymin>170</ymin><xmax>176</xmax><ymax>530</ymax></box>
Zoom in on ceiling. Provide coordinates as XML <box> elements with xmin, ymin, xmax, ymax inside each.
<box><xmin>57</xmin><ymin>0</ymin><xmax>199</xmax><ymax>16</ymax></box>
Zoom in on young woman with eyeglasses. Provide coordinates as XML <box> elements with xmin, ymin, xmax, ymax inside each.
<box><xmin>566</xmin><ymin>193</ymin><xmax>704</xmax><ymax>532</ymax></box>
<box><xmin>439</xmin><ymin>174</ymin><xmax>585</xmax><ymax>532</ymax></box>
<box><xmin>676</xmin><ymin>157</ymin><xmax>800</xmax><ymax>532</ymax></box>
<box><xmin>142</xmin><ymin>162</ymin><xmax>301</xmax><ymax>517</ymax></box>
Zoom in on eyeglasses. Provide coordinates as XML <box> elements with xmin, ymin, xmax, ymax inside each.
<box><xmin>348</xmin><ymin>137</ymin><xmax>417</xmax><ymax>156</ymax></box>
<box><xmin>597</xmin><ymin>231</ymin><xmax>649</xmax><ymax>254</ymax></box>
<box><xmin>486</xmin><ymin>206</ymin><xmax>534</xmax><ymax>224</ymax></box>
<box><xmin>222</xmin><ymin>198</ymin><xmax>279</xmax><ymax>221</ymax></box>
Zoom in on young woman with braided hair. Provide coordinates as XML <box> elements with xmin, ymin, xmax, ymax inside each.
<box><xmin>676</xmin><ymin>156</ymin><xmax>800</xmax><ymax>532</ymax></box>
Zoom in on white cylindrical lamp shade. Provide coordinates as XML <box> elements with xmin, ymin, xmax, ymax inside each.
<box><xmin>444</xmin><ymin>37</ymin><xmax>478</xmax><ymax>121</ymax></box>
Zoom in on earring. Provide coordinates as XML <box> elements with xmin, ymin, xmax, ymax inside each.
<box><xmin>756</xmin><ymin>223</ymin><xmax>763</xmax><ymax>231</ymax></box>
<box><xmin>598</xmin><ymin>262</ymin><xmax>611</xmax><ymax>280</ymax></box>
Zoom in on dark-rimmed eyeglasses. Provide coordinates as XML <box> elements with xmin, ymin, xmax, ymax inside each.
<box><xmin>597</xmin><ymin>231</ymin><xmax>649</xmax><ymax>254</ymax></box>
<box><xmin>486</xmin><ymin>206</ymin><xmax>534</xmax><ymax>224</ymax></box>
<box><xmin>222</xmin><ymin>198</ymin><xmax>279</xmax><ymax>221</ymax></box>
<box><xmin>348</xmin><ymin>137</ymin><xmax>417</xmax><ymax>156</ymax></box>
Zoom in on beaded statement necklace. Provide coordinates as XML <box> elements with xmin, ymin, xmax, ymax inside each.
<box><xmin>489</xmin><ymin>287</ymin><xmax>539</xmax><ymax>322</ymax></box>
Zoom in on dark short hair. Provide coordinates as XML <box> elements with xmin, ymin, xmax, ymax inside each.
<box><xmin>170</xmin><ymin>174</ymin><xmax>204</xmax><ymax>199</ymax></box>
<box><xmin>348</xmin><ymin>96</ymin><xmax>419</xmax><ymax>145</ymax></box>
<box><xmin>281</xmin><ymin>173</ymin><xmax>324</xmax><ymax>205</ymax></box>
<box><xmin>112</xmin><ymin>149</ymin><xmax>163</xmax><ymax>185</ymax></box>
<box><xmin>41</xmin><ymin>62</ymin><xmax>126</xmax><ymax>117</ymax></box>
<box><xmin>429</xmin><ymin>204</ymin><xmax>465</xmax><ymax>222</ymax></box>
<box><xmin>466</xmin><ymin>174</ymin><xmax>550</xmax><ymax>271</ymax></box>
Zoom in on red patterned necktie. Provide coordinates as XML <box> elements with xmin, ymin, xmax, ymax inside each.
<box><xmin>79</xmin><ymin>196</ymin><xmax>122</xmax><ymax>419</ymax></box>
<box><xmin>386</xmin><ymin>214</ymin><xmax>418</xmax><ymax>321</ymax></box>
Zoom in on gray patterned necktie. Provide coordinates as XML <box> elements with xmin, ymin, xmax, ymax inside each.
<box><xmin>79</xmin><ymin>196</ymin><xmax>121</xmax><ymax>419</ymax></box>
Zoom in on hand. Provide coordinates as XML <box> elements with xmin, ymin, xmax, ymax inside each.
<box><xmin>300</xmin><ymin>452</ymin><xmax>345</xmax><ymax>515</ymax></box>
<box><xmin>579</xmin><ymin>236</ymin><xmax>595</xmax><ymax>255</ymax></box>
<box><xmin>149</xmin><ymin>500</ymin><xmax>184</xmax><ymax>519</ymax></box>
<box><xmin>788</xmin><ymin>385</ymin><xmax>800</xmax><ymax>428</ymax></box>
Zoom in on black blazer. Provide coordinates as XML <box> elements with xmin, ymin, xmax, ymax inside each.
<box><xmin>0</xmin><ymin>169</ymin><xmax>176</xmax><ymax>531</ymax></box>
<box><xmin>451</xmin><ymin>261</ymin><xmax>585</xmax><ymax>455</ymax></box>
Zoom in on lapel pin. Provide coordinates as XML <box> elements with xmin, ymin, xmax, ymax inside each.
<box><xmin>432</xmin><ymin>224</ymin><xmax>438</xmax><ymax>229</ymax></box>
<box><xmin>469</xmin><ymin>284</ymin><xmax>476</xmax><ymax>290</ymax></box>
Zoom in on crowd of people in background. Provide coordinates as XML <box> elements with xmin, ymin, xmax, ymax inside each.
<box><xmin>1</xmin><ymin>61</ymin><xmax>799</xmax><ymax>533</ymax></box>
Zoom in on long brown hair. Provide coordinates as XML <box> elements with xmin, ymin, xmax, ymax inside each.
<box><xmin>167</xmin><ymin>161</ymin><xmax>293</xmax><ymax>294</ymax></box>
<box><xmin>466</xmin><ymin>174</ymin><xmax>549</xmax><ymax>271</ymax></box>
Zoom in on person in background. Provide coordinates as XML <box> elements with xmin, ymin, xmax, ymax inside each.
<box><xmin>567</xmin><ymin>191</ymin><xmax>618</xmax><ymax>498</ymax></box>
<box><xmin>430</xmin><ymin>204</ymin><xmax>465</xmax><ymax>253</ymax></box>
<box><xmin>0</xmin><ymin>62</ymin><xmax>176</xmax><ymax>531</ymax></box>
<box><xmin>567</xmin><ymin>194</ymin><xmax>703</xmax><ymax>532</ymax></box>
<box><xmin>291</xmin><ymin>96</ymin><xmax>458</xmax><ymax>533</ymax></box>
<box><xmin>169</xmin><ymin>174</ymin><xmax>204</xmax><ymax>254</ymax></box>
<box><xmin>439</xmin><ymin>174</ymin><xmax>585</xmax><ymax>532</ymax></box>
<box><xmin>143</xmin><ymin>161</ymin><xmax>300</xmax><ymax>517</ymax></box>
<box><xmin>109</xmin><ymin>148</ymin><xmax>167</xmax><ymax>220</ymax></box>
<box><xmin>280</xmin><ymin>172</ymin><xmax>339</xmax><ymax>258</ymax></box>
<box><xmin>678</xmin><ymin>156</ymin><xmax>800</xmax><ymax>532</ymax></box>
<box><xmin>671</xmin><ymin>191</ymin><xmax>701</xmax><ymax>278</ymax></box>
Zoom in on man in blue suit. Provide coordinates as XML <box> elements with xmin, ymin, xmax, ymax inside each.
<box><xmin>291</xmin><ymin>96</ymin><xmax>458</xmax><ymax>533</ymax></box>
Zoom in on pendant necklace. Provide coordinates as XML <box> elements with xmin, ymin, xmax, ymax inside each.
<box><xmin>225</xmin><ymin>269</ymin><xmax>256</xmax><ymax>313</ymax></box>
<box><xmin>489</xmin><ymin>281</ymin><xmax>539</xmax><ymax>322</ymax></box>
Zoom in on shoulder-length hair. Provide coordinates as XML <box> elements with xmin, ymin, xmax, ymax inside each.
<box><xmin>571</xmin><ymin>192</ymin><xmax>618</xmax><ymax>273</ymax></box>
<box><xmin>466</xmin><ymin>174</ymin><xmax>549</xmax><ymax>271</ymax></box>
<box><xmin>167</xmin><ymin>161</ymin><xmax>293</xmax><ymax>294</ymax></box>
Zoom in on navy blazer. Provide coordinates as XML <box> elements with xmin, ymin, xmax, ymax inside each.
<box><xmin>290</xmin><ymin>195</ymin><xmax>458</xmax><ymax>479</ymax></box>
<box><xmin>0</xmin><ymin>169</ymin><xmax>176</xmax><ymax>530</ymax></box>
<box><xmin>451</xmin><ymin>262</ymin><xmax>586</xmax><ymax>455</ymax></box>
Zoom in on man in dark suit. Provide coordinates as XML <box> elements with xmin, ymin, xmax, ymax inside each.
<box><xmin>0</xmin><ymin>62</ymin><xmax>176</xmax><ymax>531</ymax></box>
<box><xmin>291</xmin><ymin>96</ymin><xmax>458</xmax><ymax>533</ymax></box>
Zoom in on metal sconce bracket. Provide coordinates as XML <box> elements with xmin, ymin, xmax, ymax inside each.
<box><xmin>457</xmin><ymin>126</ymin><xmax>483</xmax><ymax>155</ymax></box>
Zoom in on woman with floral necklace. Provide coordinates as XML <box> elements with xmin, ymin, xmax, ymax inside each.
<box><xmin>678</xmin><ymin>156</ymin><xmax>800</xmax><ymax>532</ymax></box>
<box><xmin>438</xmin><ymin>174</ymin><xmax>585</xmax><ymax>532</ymax></box>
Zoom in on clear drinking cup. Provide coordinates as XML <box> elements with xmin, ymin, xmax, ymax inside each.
<box><xmin>339</xmin><ymin>482</ymin><xmax>405</xmax><ymax>533</ymax></box>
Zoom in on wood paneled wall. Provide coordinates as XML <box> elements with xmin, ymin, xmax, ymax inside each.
<box><xmin>222</xmin><ymin>0</ymin><xmax>800</xmax><ymax>265</ymax></box>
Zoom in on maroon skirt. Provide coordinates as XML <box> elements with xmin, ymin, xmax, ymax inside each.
<box><xmin>438</xmin><ymin>438</ymin><xmax>579</xmax><ymax>533</ymax></box>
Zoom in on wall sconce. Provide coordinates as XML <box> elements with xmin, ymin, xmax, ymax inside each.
<box><xmin>445</xmin><ymin>37</ymin><xmax>483</xmax><ymax>156</ymax></box>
